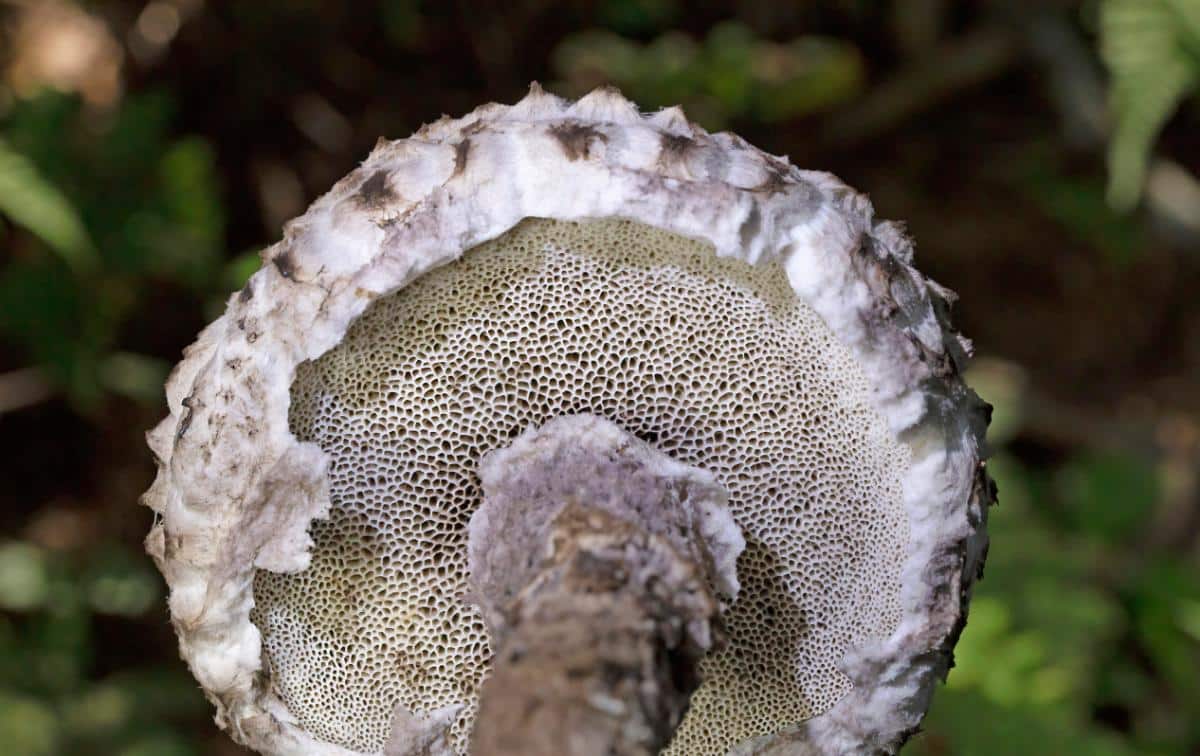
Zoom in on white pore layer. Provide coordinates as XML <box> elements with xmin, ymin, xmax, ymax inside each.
<box><xmin>255</xmin><ymin>218</ymin><xmax>907</xmax><ymax>753</ymax></box>
<box><xmin>142</xmin><ymin>85</ymin><xmax>991</xmax><ymax>756</ymax></box>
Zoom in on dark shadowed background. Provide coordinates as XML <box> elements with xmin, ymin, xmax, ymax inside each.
<box><xmin>1</xmin><ymin>1</ymin><xmax>1198</xmax><ymax>754</ymax></box>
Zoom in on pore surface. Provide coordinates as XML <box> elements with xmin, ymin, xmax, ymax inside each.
<box><xmin>251</xmin><ymin>218</ymin><xmax>910</xmax><ymax>754</ymax></box>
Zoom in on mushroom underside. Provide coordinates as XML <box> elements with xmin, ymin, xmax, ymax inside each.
<box><xmin>250</xmin><ymin>218</ymin><xmax>912</xmax><ymax>754</ymax></box>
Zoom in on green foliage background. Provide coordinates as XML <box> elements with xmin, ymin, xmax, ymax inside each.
<box><xmin>0</xmin><ymin>1</ymin><xmax>1198</xmax><ymax>755</ymax></box>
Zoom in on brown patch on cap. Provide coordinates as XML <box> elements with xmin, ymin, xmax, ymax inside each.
<box><xmin>452</xmin><ymin>138</ymin><xmax>471</xmax><ymax>177</ymax></box>
<box><xmin>660</xmin><ymin>132</ymin><xmax>697</xmax><ymax>159</ymax></box>
<box><xmin>272</xmin><ymin>249</ymin><xmax>296</xmax><ymax>280</ymax></box>
<box><xmin>549</xmin><ymin>122</ymin><xmax>608</xmax><ymax>161</ymax></box>
<box><xmin>753</xmin><ymin>164</ymin><xmax>792</xmax><ymax>196</ymax></box>
<box><xmin>658</xmin><ymin>132</ymin><xmax>701</xmax><ymax>173</ymax></box>
<box><xmin>755</xmin><ymin>157</ymin><xmax>793</xmax><ymax>196</ymax></box>
<box><xmin>461</xmin><ymin>119</ymin><xmax>487</xmax><ymax>137</ymax></box>
<box><xmin>756</xmin><ymin>170</ymin><xmax>789</xmax><ymax>195</ymax></box>
<box><xmin>176</xmin><ymin>395</ymin><xmax>195</xmax><ymax>441</ymax></box>
<box><xmin>357</xmin><ymin>169</ymin><xmax>397</xmax><ymax>208</ymax></box>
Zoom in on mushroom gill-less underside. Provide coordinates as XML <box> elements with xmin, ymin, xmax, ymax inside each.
<box><xmin>141</xmin><ymin>85</ymin><xmax>992</xmax><ymax>756</ymax></box>
<box><xmin>251</xmin><ymin>218</ymin><xmax>910</xmax><ymax>753</ymax></box>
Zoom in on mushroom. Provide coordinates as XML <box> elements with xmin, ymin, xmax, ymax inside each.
<box><xmin>141</xmin><ymin>85</ymin><xmax>993</xmax><ymax>756</ymax></box>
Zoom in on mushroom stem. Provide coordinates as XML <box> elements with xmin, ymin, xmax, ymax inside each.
<box><xmin>471</xmin><ymin>503</ymin><xmax>720</xmax><ymax>756</ymax></box>
<box><xmin>465</xmin><ymin>414</ymin><xmax>743</xmax><ymax>755</ymax></box>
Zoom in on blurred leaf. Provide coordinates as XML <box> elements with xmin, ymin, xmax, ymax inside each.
<box><xmin>1126</xmin><ymin>559</ymin><xmax>1200</xmax><ymax>708</ymax></box>
<box><xmin>553</xmin><ymin>30</ymin><xmax>642</xmax><ymax>90</ymax></box>
<box><xmin>703</xmin><ymin>22</ymin><xmax>757</xmax><ymax>117</ymax></box>
<box><xmin>102</xmin><ymin>668</ymin><xmax>210</xmax><ymax>721</ymax></box>
<box><xmin>1136</xmin><ymin>606</ymin><xmax>1200</xmax><ymax>707</ymax></box>
<box><xmin>83</xmin><ymin>547</ymin><xmax>161</xmax><ymax>617</ymax></box>
<box><xmin>161</xmin><ymin>139</ymin><xmax>222</xmax><ymax>237</ymax></box>
<box><xmin>912</xmin><ymin>689</ymin><xmax>1147</xmax><ymax>756</ymax></box>
<box><xmin>553</xmin><ymin>23</ymin><xmax>864</xmax><ymax>130</ymax></box>
<box><xmin>117</xmin><ymin>731</ymin><xmax>196</xmax><ymax>756</ymax></box>
<box><xmin>2</xmin><ymin>91</ymin><xmax>78</xmax><ymax>180</ymax></box>
<box><xmin>0</xmin><ymin>139</ymin><xmax>97</xmax><ymax>273</ymax></box>
<box><xmin>0</xmin><ymin>255</ymin><xmax>105</xmax><ymax>407</ymax></box>
<box><xmin>0</xmin><ymin>542</ymin><xmax>50</xmax><ymax>611</ymax></box>
<box><xmin>1177</xmin><ymin>598</ymin><xmax>1200</xmax><ymax>642</ymax></box>
<box><xmin>950</xmin><ymin>454</ymin><xmax>1127</xmax><ymax>730</ymax></box>
<box><xmin>98</xmin><ymin>352</ymin><xmax>171</xmax><ymax>406</ymax></box>
<box><xmin>1055</xmin><ymin>451</ymin><xmax>1159</xmax><ymax>545</ymax></box>
<box><xmin>598</xmin><ymin>0</ymin><xmax>679</xmax><ymax>35</ymax></box>
<box><xmin>95</xmin><ymin>93</ymin><xmax>176</xmax><ymax>183</ymax></box>
<box><xmin>28</xmin><ymin>602</ymin><xmax>92</xmax><ymax>693</ymax></box>
<box><xmin>1015</xmin><ymin>144</ymin><xmax>1144</xmax><ymax>265</ymax></box>
<box><xmin>1101</xmin><ymin>0</ymin><xmax>1200</xmax><ymax>209</ymax></box>
<box><xmin>0</xmin><ymin>89</ymin><xmax>225</xmax><ymax>410</ymax></box>
<box><xmin>64</xmin><ymin>682</ymin><xmax>135</xmax><ymax>738</ymax></box>
<box><xmin>155</xmin><ymin>137</ymin><xmax>224</xmax><ymax>287</ymax></box>
<box><xmin>1096</xmin><ymin>655</ymin><xmax>1156</xmax><ymax>711</ymax></box>
<box><xmin>0</xmin><ymin>690</ymin><xmax>58</xmax><ymax>756</ymax></box>
<box><xmin>751</xmin><ymin>38</ymin><xmax>865</xmax><ymax>123</ymax></box>
<box><xmin>380</xmin><ymin>0</ymin><xmax>425</xmax><ymax>49</ymax></box>
<box><xmin>951</xmin><ymin>589</ymin><xmax>1112</xmax><ymax>710</ymax></box>
<box><xmin>946</xmin><ymin>596</ymin><xmax>1017</xmax><ymax>695</ymax></box>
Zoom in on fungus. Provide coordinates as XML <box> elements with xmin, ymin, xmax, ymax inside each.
<box><xmin>142</xmin><ymin>85</ymin><xmax>992</xmax><ymax>755</ymax></box>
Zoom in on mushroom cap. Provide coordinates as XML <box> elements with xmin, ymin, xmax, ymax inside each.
<box><xmin>141</xmin><ymin>85</ymin><xmax>992</xmax><ymax>755</ymax></box>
